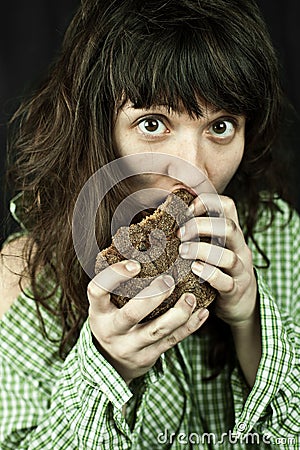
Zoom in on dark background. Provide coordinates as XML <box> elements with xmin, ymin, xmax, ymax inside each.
<box><xmin>1</xmin><ymin>1</ymin><xmax>300</xmax><ymax>247</ymax></box>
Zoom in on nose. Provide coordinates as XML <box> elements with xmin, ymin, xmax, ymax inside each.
<box><xmin>165</xmin><ymin>136</ymin><xmax>208</xmax><ymax>189</ymax></box>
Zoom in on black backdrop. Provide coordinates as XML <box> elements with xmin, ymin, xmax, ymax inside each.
<box><xmin>1</xmin><ymin>1</ymin><xmax>300</xmax><ymax>247</ymax></box>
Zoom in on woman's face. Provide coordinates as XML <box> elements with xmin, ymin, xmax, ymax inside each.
<box><xmin>113</xmin><ymin>101</ymin><xmax>246</xmax><ymax>195</ymax></box>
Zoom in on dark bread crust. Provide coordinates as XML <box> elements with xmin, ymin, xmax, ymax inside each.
<box><xmin>95</xmin><ymin>189</ymin><xmax>217</xmax><ymax>320</ymax></box>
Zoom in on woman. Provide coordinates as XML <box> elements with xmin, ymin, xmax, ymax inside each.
<box><xmin>1</xmin><ymin>0</ymin><xmax>299</xmax><ymax>448</ymax></box>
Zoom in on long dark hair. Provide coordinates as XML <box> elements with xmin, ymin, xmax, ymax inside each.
<box><xmin>7</xmin><ymin>0</ymin><xmax>289</xmax><ymax>368</ymax></box>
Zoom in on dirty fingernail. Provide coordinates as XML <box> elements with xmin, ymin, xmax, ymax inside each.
<box><xmin>125</xmin><ymin>260</ymin><xmax>140</xmax><ymax>272</ymax></box>
<box><xmin>179</xmin><ymin>243</ymin><xmax>189</xmax><ymax>256</ymax></box>
<box><xmin>188</xmin><ymin>203</ymin><xmax>195</xmax><ymax>214</ymax></box>
<box><xmin>191</xmin><ymin>261</ymin><xmax>204</xmax><ymax>275</ymax></box>
<box><xmin>179</xmin><ymin>226</ymin><xmax>185</xmax><ymax>238</ymax></box>
<box><xmin>162</xmin><ymin>274</ymin><xmax>174</xmax><ymax>288</ymax></box>
<box><xmin>184</xmin><ymin>293</ymin><xmax>196</xmax><ymax>309</ymax></box>
<box><xmin>198</xmin><ymin>308</ymin><xmax>209</xmax><ymax>320</ymax></box>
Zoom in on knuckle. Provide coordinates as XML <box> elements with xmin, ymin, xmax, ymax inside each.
<box><xmin>90</xmin><ymin>322</ymin><xmax>111</xmax><ymax>346</ymax></box>
<box><xmin>115</xmin><ymin>341</ymin><xmax>138</xmax><ymax>361</ymax></box>
<box><xmin>99</xmin><ymin>332</ymin><xmax>112</xmax><ymax>347</ymax></box>
<box><xmin>117</xmin><ymin>346</ymin><xmax>131</xmax><ymax>361</ymax></box>
<box><xmin>139</xmin><ymin>355</ymin><xmax>153</xmax><ymax>369</ymax></box>
<box><xmin>149</xmin><ymin>326</ymin><xmax>166</xmax><ymax>341</ymax></box>
<box><xmin>227</xmin><ymin>197</ymin><xmax>236</xmax><ymax>210</ymax></box>
<box><xmin>228</xmin><ymin>252</ymin><xmax>239</xmax><ymax>269</ymax></box>
<box><xmin>177</xmin><ymin>308</ymin><xmax>192</xmax><ymax>324</ymax></box>
<box><xmin>224</xmin><ymin>277</ymin><xmax>235</xmax><ymax>293</ymax></box>
<box><xmin>225</xmin><ymin>218</ymin><xmax>237</xmax><ymax>235</ymax></box>
<box><xmin>120</xmin><ymin>307</ymin><xmax>139</xmax><ymax>326</ymax></box>
<box><xmin>223</xmin><ymin>196</ymin><xmax>236</xmax><ymax>214</ymax></box>
<box><xmin>244</xmin><ymin>245</ymin><xmax>253</xmax><ymax>263</ymax></box>
<box><xmin>243</xmin><ymin>270</ymin><xmax>253</xmax><ymax>287</ymax></box>
<box><xmin>184</xmin><ymin>321</ymin><xmax>196</xmax><ymax>335</ymax></box>
<box><xmin>87</xmin><ymin>281</ymin><xmax>102</xmax><ymax>299</ymax></box>
<box><xmin>166</xmin><ymin>334</ymin><xmax>178</xmax><ymax>348</ymax></box>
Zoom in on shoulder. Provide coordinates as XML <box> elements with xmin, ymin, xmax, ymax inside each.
<box><xmin>0</xmin><ymin>235</ymin><xmax>31</xmax><ymax>318</ymax></box>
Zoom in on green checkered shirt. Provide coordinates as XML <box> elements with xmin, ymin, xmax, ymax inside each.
<box><xmin>0</xmin><ymin>198</ymin><xmax>299</xmax><ymax>449</ymax></box>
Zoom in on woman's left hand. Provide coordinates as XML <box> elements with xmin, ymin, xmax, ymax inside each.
<box><xmin>177</xmin><ymin>194</ymin><xmax>257</xmax><ymax>327</ymax></box>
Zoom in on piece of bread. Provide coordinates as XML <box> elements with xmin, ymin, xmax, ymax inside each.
<box><xmin>95</xmin><ymin>189</ymin><xmax>217</xmax><ymax>321</ymax></box>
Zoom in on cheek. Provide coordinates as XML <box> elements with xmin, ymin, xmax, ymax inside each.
<box><xmin>211</xmin><ymin>147</ymin><xmax>244</xmax><ymax>191</ymax></box>
<box><xmin>114</xmin><ymin>131</ymin><xmax>133</xmax><ymax>156</ymax></box>
<box><xmin>228</xmin><ymin>149</ymin><xmax>243</xmax><ymax>176</ymax></box>
<box><xmin>113</xmin><ymin>115</ymin><xmax>139</xmax><ymax>156</ymax></box>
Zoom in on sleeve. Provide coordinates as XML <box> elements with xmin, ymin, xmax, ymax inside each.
<box><xmin>230</xmin><ymin>205</ymin><xmax>300</xmax><ymax>449</ymax></box>
<box><xmin>0</xmin><ymin>297</ymin><xmax>160</xmax><ymax>449</ymax></box>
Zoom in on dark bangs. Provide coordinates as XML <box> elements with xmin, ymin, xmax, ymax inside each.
<box><xmin>104</xmin><ymin>0</ymin><xmax>280</xmax><ymax>128</ymax></box>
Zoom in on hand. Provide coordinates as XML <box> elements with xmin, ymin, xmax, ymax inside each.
<box><xmin>88</xmin><ymin>260</ymin><xmax>209</xmax><ymax>383</ymax></box>
<box><xmin>177</xmin><ymin>194</ymin><xmax>257</xmax><ymax>327</ymax></box>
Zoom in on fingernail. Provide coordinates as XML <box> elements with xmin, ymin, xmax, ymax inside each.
<box><xmin>162</xmin><ymin>274</ymin><xmax>174</xmax><ymax>288</ymax></box>
<box><xmin>179</xmin><ymin>243</ymin><xmax>189</xmax><ymax>256</ymax></box>
<box><xmin>125</xmin><ymin>260</ymin><xmax>140</xmax><ymax>272</ymax></box>
<box><xmin>198</xmin><ymin>308</ymin><xmax>209</xmax><ymax>320</ymax></box>
<box><xmin>188</xmin><ymin>203</ymin><xmax>195</xmax><ymax>214</ymax></box>
<box><xmin>191</xmin><ymin>261</ymin><xmax>204</xmax><ymax>276</ymax></box>
<box><xmin>179</xmin><ymin>226</ymin><xmax>185</xmax><ymax>238</ymax></box>
<box><xmin>184</xmin><ymin>293</ymin><xmax>196</xmax><ymax>309</ymax></box>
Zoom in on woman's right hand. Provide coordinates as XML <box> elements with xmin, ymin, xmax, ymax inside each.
<box><xmin>88</xmin><ymin>260</ymin><xmax>209</xmax><ymax>384</ymax></box>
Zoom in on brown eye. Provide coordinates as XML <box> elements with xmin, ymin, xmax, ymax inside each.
<box><xmin>209</xmin><ymin>119</ymin><xmax>235</xmax><ymax>138</ymax></box>
<box><xmin>138</xmin><ymin>117</ymin><xmax>167</xmax><ymax>135</ymax></box>
<box><xmin>144</xmin><ymin>119</ymin><xmax>159</xmax><ymax>132</ymax></box>
<box><xmin>213</xmin><ymin>121</ymin><xmax>227</xmax><ymax>134</ymax></box>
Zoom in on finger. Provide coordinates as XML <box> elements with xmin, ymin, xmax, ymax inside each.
<box><xmin>189</xmin><ymin>193</ymin><xmax>240</xmax><ymax>222</ymax></box>
<box><xmin>179</xmin><ymin>241</ymin><xmax>243</xmax><ymax>277</ymax></box>
<box><xmin>188</xmin><ymin>193</ymin><xmax>225</xmax><ymax>219</ymax></box>
<box><xmin>178</xmin><ymin>216</ymin><xmax>245</xmax><ymax>254</ymax></box>
<box><xmin>113</xmin><ymin>274</ymin><xmax>175</xmax><ymax>332</ymax></box>
<box><xmin>154</xmin><ymin>307</ymin><xmax>210</xmax><ymax>355</ymax></box>
<box><xmin>136</xmin><ymin>292</ymin><xmax>197</xmax><ymax>346</ymax></box>
<box><xmin>186</xmin><ymin>194</ymin><xmax>244</xmax><ymax>250</ymax></box>
<box><xmin>191</xmin><ymin>260</ymin><xmax>235</xmax><ymax>294</ymax></box>
<box><xmin>88</xmin><ymin>260</ymin><xmax>141</xmax><ymax>312</ymax></box>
